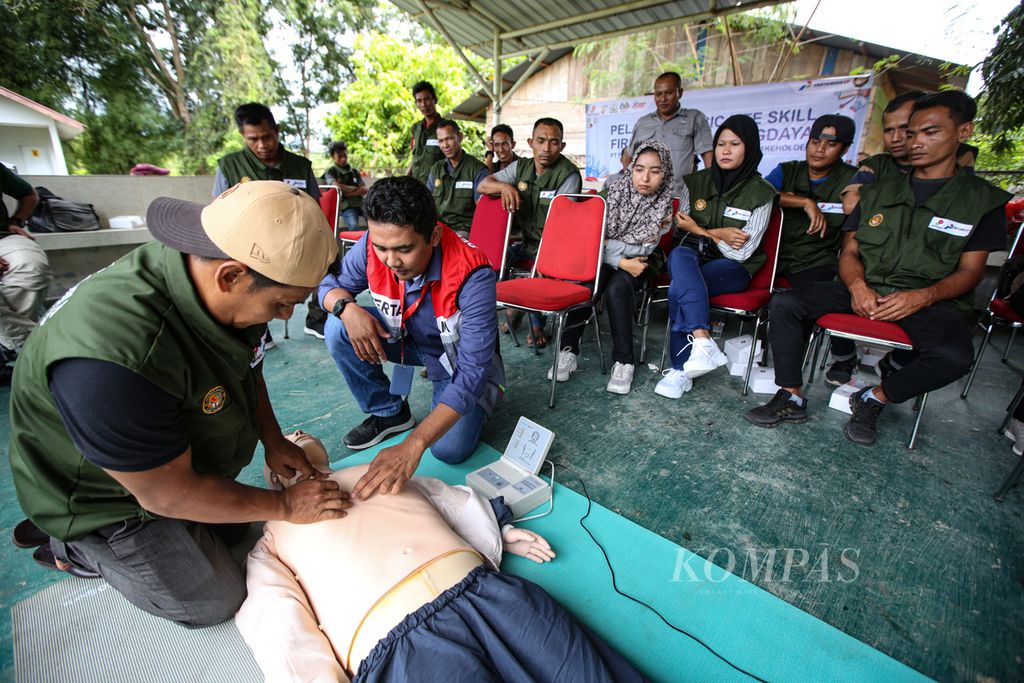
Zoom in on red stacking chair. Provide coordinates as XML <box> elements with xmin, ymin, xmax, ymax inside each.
<box><xmin>961</xmin><ymin>223</ymin><xmax>1024</xmax><ymax>399</ymax></box>
<box><xmin>495</xmin><ymin>194</ymin><xmax>607</xmax><ymax>408</ymax></box>
<box><xmin>467</xmin><ymin>195</ymin><xmax>512</xmax><ymax>278</ymax></box>
<box><xmin>658</xmin><ymin>206</ymin><xmax>784</xmax><ymax>396</ymax></box>
<box><xmin>806</xmin><ymin>315</ymin><xmax>926</xmax><ymax>449</ymax></box>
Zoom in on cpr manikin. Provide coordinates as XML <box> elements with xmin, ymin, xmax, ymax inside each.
<box><xmin>236</xmin><ymin>432</ymin><xmax>643</xmax><ymax>682</ymax></box>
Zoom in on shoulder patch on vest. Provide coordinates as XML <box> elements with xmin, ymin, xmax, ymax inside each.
<box><xmin>434</xmin><ymin>178</ymin><xmax>442</xmax><ymax>188</ymax></box>
<box><xmin>868</xmin><ymin>213</ymin><xmax>884</xmax><ymax>227</ymax></box>
<box><xmin>694</xmin><ymin>198</ymin><xmax>706</xmax><ymax>211</ymax></box>
<box><xmin>517</xmin><ymin>181</ymin><xmax>528</xmax><ymax>191</ymax></box>
<box><xmin>203</xmin><ymin>386</ymin><xmax>227</xmax><ymax>414</ymax></box>
<box><xmin>240</xmin><ymin>176</ymin><xmax>252</xmax><ymax>183</ymax></box>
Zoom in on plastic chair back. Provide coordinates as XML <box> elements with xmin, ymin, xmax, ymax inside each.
<box><xmin>318</xmin><ymin>185</ymin><xmax>339</xmax><ymax>234</ymax></box>
<box><xmin>533</xmin><ymin>194</ymin><xmax>607</xmax><ymax>284</ymax></box>
<box><xmin>748</xmin><ymin>205</ymin><xmax>784</xmax><ymax>291</ymax></box>
<box><xmin>467</xmin><ymin>195</ymin><xmax>512</xmax><ymax>276</ymax></box>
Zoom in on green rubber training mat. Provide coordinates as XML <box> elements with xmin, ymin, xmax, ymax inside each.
<box><xmin>12</xmin><ymin>437</ymin><xmax>930</xmax><ymax>682</ymax></box>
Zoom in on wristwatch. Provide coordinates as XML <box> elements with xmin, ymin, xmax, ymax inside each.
<box><xmin>331</xmin><ymin>297</ymin><xmax>355</xmax><ymax>317</ymax></box>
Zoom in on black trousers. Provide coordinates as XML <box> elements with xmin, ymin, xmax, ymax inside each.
<box><xmin>562</xmin><ymin>265</ymin><xmax>645</xmax><ymax>364</ymax></box>
<box><xmin>769</xmin><ymin>280</ymin><xmax>974</xmax><ymax>403</ymax></box>
<box><xmin>780</xmin><ymin>264</ymin><xmax>855</xmax><ymax>359</ymax></box>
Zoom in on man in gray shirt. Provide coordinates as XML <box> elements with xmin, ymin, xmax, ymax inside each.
<box><xmin>625</xmin><ymin>72</ymin><xmax>713</xmax><ymax>198</ymax></box>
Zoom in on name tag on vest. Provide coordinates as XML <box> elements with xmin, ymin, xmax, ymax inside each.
<box><xmin>539</xmin><ymin>190</ymin><xmax>557</xmax><ymax>200</ymax></box>
<box><xmin>426</xmin><ymin>139</ymin><xmax>440</xmax><ymax>147</ymax></box>
<box><xmin>723</xmin><ymin>206</ymin><xmax>751</xmax><ymax>221</ymax></box>
<box><xmin>817</xmin><ymin>202</ymin><xmax>844</xmax><ymax>214</ymax></box>
<box><xmin>927</xmin><ymin>216</ymin><xmax>972</xmax><ymax>237</ymax></box>
<box><xmin>455</xmin><ymin>180</ymin><xmax>474</xmax><ymax>190</ymax></box>
<box><xmin>283</xmin><ymin>178</ymin><xmax>307</xmax><ymax>189</ymax></box>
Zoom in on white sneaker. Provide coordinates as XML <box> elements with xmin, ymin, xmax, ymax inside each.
<box><xmin>682</xmin><ymin>336</ymin><xmax>728</xmax><ymax>379</ymax></box>
<box><xmin>1004</xmin><ymin>418</ymin><xmax>1024</xmax><ymax>456</ymax></box>
<box><xmin>547</xmin><ymin>348</ymin><xmax>578</xmax><ymax>382</ymax></box>
<box><xmin>655</xmin><ymin>368</ymin><xmax>692</xmax><ymax>399</ymax></box>
<box><xmin>606</xmin><ymin>362</ymin><xmax>634</xmax><ymax>394</ymax></box>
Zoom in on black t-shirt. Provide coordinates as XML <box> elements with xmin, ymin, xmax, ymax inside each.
<box><xmin>50</xmin><ymin>358</ymin><xmax>188</xmax><ymax>472</ymax></box>
<box><xmin>842</xmin><ymin>176</ymin><xmax>1005</xmax><ymax>252</ymax></box>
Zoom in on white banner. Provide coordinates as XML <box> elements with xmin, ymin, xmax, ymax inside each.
<box><xmin>585</xmin><ymin>74</ymin><xmax>874</xmax><ymax>184</ymax></box>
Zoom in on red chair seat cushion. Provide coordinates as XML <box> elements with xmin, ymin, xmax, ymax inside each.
<box><xmin>774</xmin><ymin>276</ymin><xmax>793</xmax><ymax>289</ymax></box>
<box><xmin>990</xmin><ymin>298</ymin><xmax>1024</xmax><ymax>325</ymax></box>
<box><xmin>339</xmin><ymin>230</ymin><xmax>365</xmax><ymax>242</ymax></box>
<box><xmin>497</xmin><ymin>278</ymin><xmax>591</xmax><ymax>310</ymax></box>
<box><xmin>710</xmin><ymin>288</ymin><xmax>772</xmax><ymax>312</ymax></box>
<box><xmin>816</xmin><ymin>313</ymin><xmax>912</xmax><ymax>346</ymax></box>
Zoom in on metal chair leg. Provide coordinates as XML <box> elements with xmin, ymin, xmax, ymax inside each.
<box><xmin>742</xmin><ymin>314</ymin><xmax>765</xmax><ymax>397</ymax></box>
<box><xmin>659</xmin><ymin>315</ymin><xmax>671</xmax><ymax>372</ymax></box>
<box><xmin>999</xmin><ymin>378</ymin><xmax>1024</xmax><ymax>434</ymax></box>
<box><xmin>908</xmin><ymin>392</ymin><xmax>928</xmax><ymax>449</ymax></box>
<box><xmin>961</xmin><ymin>320</ymin><xmax>995</xmax><ymax>399</ymax></box>
<box><xmin>802</xmin><ymin>328</ymin><xmax>819</xmax><ymax>371</ymax></box>
<box><xmin>1003</xmin><ymin>327</ymin><xmax>1017</xmax><ymax>363</ymax></box>
<box><xmin>807</xmin><ymin>329</ymin><xmax>825</xmax><ymax>384</ymax></box>
<box><xmin>549</xmin><ymin>313</ymin><xmax>566</xmax><ymax>409</ymax></box>
<box><xmin>994</xmin><ymin>457</ymin><xmax>1024</xmax><ymax>501</ymax></box>
<box><xmin>759</xmin><ymin>313</ymin><xmax>771</xmax><ymax>367</ymax></box>
<box><xmin>506</xmin><ymin>310</ymin><xmax>522</xmax><ymax>348</ymax></box>
<box><xmin>638</xmin><ymin>291</ymin><xmax>652</xmax><ymax>364</ymax></box>
<box><xmin>818</xmin><ymin>337</ymin><xmax>832</xmax><ymax>371</ymax></box>
<box><xmin>283</xmin><ymin>319</ymin><xmax>289</xmax><ymax>339</ymax></box>
<box><xmin>592</xmin><ymin>307</ymin><xmax>607</xmax><ymax>374</ymax></box>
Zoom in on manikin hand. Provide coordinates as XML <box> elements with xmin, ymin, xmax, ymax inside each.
<box><xmin>502</xmin><ymin>527</ymin><xmax>556</xmax><ymax>564</ymax></box>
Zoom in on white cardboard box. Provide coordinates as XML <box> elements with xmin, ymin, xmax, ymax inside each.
<box><xmin>857</xmin><ymin>344</ymin><xmax>888</xmax><ymax>369</ymax></box>
<box><xmin>724</xmin><ymin>335</ymin><xmax>763</xmax><ymax>365</ymax></box>
<box><xmin>745</xmin><ymin>366</ymin><xmax>780</xmax><ymax>394</ymax></box>
<box><xmin>828</xmin><ymin>378</ymin><xmax>872</xmax><ymax>415</ymax></box>
<box><xmin>108</xmin><ymin>215</ymin><xmax>145</xmax><ymax>230</ymax></box>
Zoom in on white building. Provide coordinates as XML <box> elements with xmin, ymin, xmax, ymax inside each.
<box><xmin>0</xmin><ymin>87</ymin><xmax>84</xmax><ymax>175</ymax></box>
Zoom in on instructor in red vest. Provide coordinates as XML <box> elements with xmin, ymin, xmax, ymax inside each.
<box><xmin>319</xmin><ymin>177</ymin><xmax>505</xmax><ymax>499</ymax></box>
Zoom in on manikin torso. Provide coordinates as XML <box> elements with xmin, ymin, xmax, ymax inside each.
<box><xmin>268</xmin><ymin>463</ymin><xmax>480</xmax><ymax>672</ymax></box>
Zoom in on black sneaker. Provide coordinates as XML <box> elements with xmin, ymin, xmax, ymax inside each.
<box><xmin>745</xmin><ymin>389</ymin><xmax>808</xmax><ymax>427</ymax></box>
<box><xmin>825</xmin><ymin>355</ymin><xmax>858</xmax><ymax>386</ymax></box>
<box><xmin>303</xmin><ymin>320</ymin><xmax>326</xmax><ymax>340</ymax></box>
<box><xmin>845</xmin><ymin>386</ymin><xmax>885</xmax><ymax>445</ymax></box>
<box><xmin>344</xmin><ymin>401</ymin><xmax>416</xmax><ymax>450</ymax></box>
<box><xmin>876</xmin><ymin>353</ymin><xmax>897</xmax><ymax>382</ymax></box>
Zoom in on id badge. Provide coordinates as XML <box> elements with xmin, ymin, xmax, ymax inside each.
<box><xmin>389</xmin><ymin>364</ymin><xmax>415</xmax><ymax>396</ymax></box>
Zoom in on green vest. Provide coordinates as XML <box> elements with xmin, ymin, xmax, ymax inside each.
<box><xmin>326</xmin><ymin>164</ymin><xmax>363</xmax><ymax>210</ymax></box>
<box><xmin>513</xmin><ymin>155</ymin><xmax>581</xmax><ymax>255</ymax></box>
<box><xmin>410</xmin><ymin>119</ymin><xmax>445</xmax><ymax>185</ymax></box>
<box><xmin>431</xmin><ymin>153</ymin><xmax>486</xmax><ymax>235</ymax></box>
<box><xmin>778</xmin><ymin>160</ymin><xmax>857</xmax><ymax>274</ymax></box>
<box><xmin>217</xmin><ymin>146</ymin><xmax>316</xmax><ymax>198</ymax></box>
<box><xmin>684</xmin><ymin>169</ymin><xmax>778</xmax><ymax>276</ymax></box>
<box><xmin>857</xmin><ymin>169</ymin><xmax>1011</xmax><ymax>312</ymax></box>
<box><xmin>9</xmin><ymin>243</ymin><xmax>265</xmax><ymax>541</ymax></box>
<box><xmin>860</xmin><ymin>153</ymin><xmax>911</xmax><ymax>183</ymax></box>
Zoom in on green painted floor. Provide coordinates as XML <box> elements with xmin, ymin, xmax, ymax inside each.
<box><xmin>1</xmin><ymin>304</ymin><xmax>1022</xmax><ymax>681</ymax></box>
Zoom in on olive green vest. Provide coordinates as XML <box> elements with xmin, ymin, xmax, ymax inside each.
<box><xmin>410</xmin><ymin>119</ymin><xmax>444</xmax><ymax>185</ymax></box>
<box><xmin>857</xmin><ymin>169</ymin><xmax>1011</xmax><ymax>312</ymax></box>
<box><xmin>326</xmin><ymin>164</ymin><xmax>363</xmax><ymax>210</ymax></box>
<box><xmin>9</xmin><ymin>243</ymin><xmax>265</xmax><ymax>541</ymax></box>
<box><xmin>684</xmin><ymin>169</ymin><xmax>778</xmax><ymax>275</ymax></box>
<box><xmin>860</xmin><ymin>153</ymin><xmax>911</xmax><ymax>183</ymax></box>
<box><xmin>430</xmin><ymin>153</ymin><xmax>487</xmax><ymax>235</ymax></box>
<box><xmin>513</xmin><ymin>155</ymin><xmax>581</xmax><ymax>256</ymax></box>
<box><xmin>217</xmin><ymin>146</ymin><xmax>316</xmax><ymax>198</ymax></box>
<box><xmin>778</xmin><ymin>160</ymin><xmax>857</xmax><ymax>274</ymax></box>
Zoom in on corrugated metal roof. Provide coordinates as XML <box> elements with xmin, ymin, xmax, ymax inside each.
<box><xmin>391</xmin><ymin>0</ymin><xmax>785</xmax><ymax>60</ymax></box>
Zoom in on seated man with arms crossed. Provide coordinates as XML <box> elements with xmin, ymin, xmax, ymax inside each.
<box><xmin>746</xmin><ymin>91</ymin><xmax>1010</xmax><ymax>445</ymax></box>
<box><xmin>237</xmin><ymin>430</ymin><xmax>644</xmax><ymax>682</ymax></box>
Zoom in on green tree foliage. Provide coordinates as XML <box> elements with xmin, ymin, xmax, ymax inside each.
<box><xmin>0</xmin><ymin>0</ymin><xmax>369</xmax><ymax>174</ymax></box>
<box><xmin>324</xmin><ymin>31</ymin><xmax>485</xmax><ymax>175</ymax></box>
<box><xmin>978</xmin><ymin>2</ymin><xmax>1024</xmax><ymax>155</ymax></box>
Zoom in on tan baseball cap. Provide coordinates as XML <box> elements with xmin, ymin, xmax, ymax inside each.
<box><xmin>147</xmin><ymin>180</ymin><xmax>338</xmax><ymax>288</ymax></box>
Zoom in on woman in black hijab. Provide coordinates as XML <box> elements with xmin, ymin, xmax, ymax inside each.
<box><xmin>655</xmin><ymin>114</ymin><xmax>778</xmax><ymax>401</ymax></box>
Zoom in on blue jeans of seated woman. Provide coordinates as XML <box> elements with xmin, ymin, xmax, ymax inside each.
<box><xmin>324</xmin><ymin>310</ymin><xmax>487</xmax><ymax>464</ymax></box>
<box><xmin>667</xmin><ymin>246</ymin><xmax>750</xmax><ymax>369</ymax></box>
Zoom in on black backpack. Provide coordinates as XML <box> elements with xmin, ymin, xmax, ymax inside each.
<box><xmin>28</xmin><ymin>186</ymin><xmax>101</xmax><ymax>233</ymax></box>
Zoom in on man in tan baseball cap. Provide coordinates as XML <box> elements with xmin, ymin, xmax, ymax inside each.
<box><xmin>9</xmin><ymin>180</ymin><xmax>349</xmax><ymax>628</ymax></box>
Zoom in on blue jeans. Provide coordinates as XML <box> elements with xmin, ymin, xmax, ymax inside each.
<box><xmin>325</xmin><ymin>309</ymin><xmax>487</xmax><ymax>464</ymax></box>
<box><xmin>341</xmin><ymin>208</ymin><xmax>362</xmax><ymax>232</ymax></box>
<box><xmin>667</xmin><ymin>247</ymin><xmax>750</xmax><ymax>368</ymax></box>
